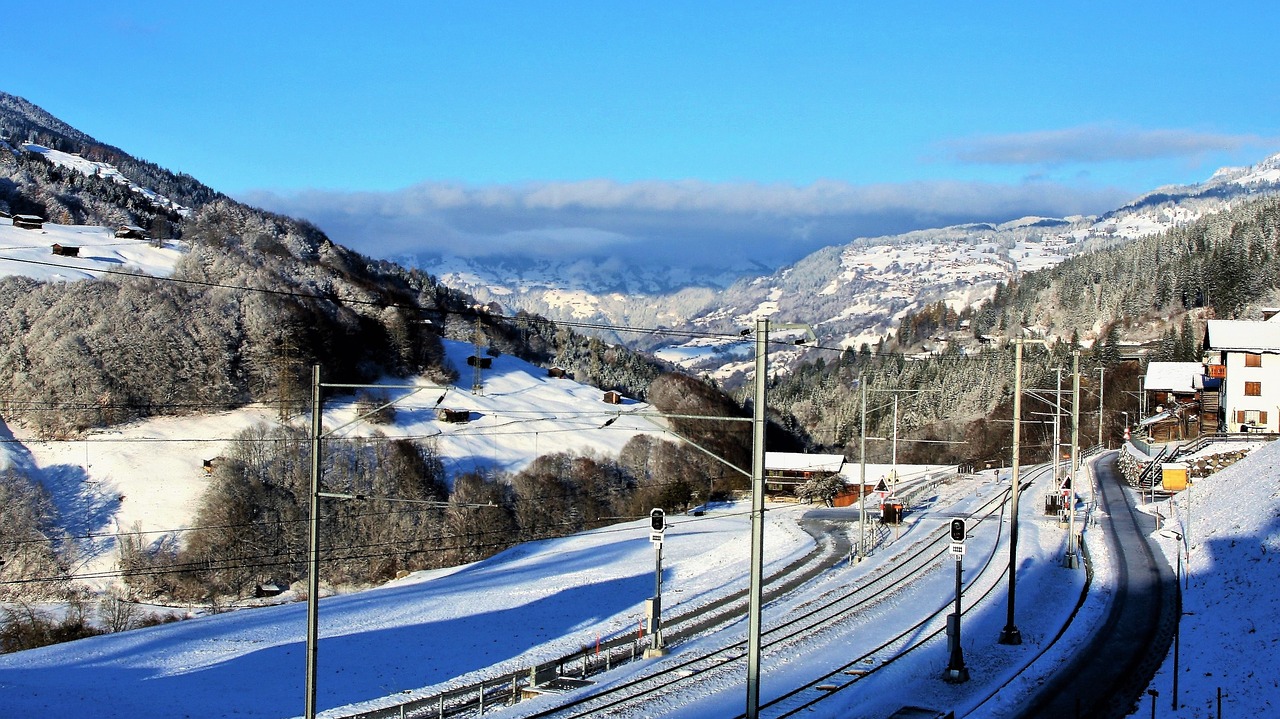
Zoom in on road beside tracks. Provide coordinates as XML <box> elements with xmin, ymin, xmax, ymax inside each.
<box><xmin>1014</xmin><ymin>452</ymin><xmax>1178</xmax><ymax>718</ymax></box>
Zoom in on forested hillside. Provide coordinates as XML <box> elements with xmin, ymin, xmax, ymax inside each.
<box><xmin>975</xmin><ymin>196</ymin><xmax>1280</xmax><ymax>340</ymax></box>
<box><xmin>0</xmin><ymin>94</ymin><xmax>760</xmax><ymax>611</ymax></box>
<box><xmin>768</xmin><ymin>195</ymin><xmax>1280</xmax><ymax>468</ymax></box>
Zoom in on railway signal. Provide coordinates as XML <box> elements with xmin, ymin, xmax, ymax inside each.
<box><xmin>945</xmin><ymin>519</ymin><xmax>970</xmax><ymax>683</ymax></box>
<box><xmin>645</xmin><ymin>508</ymin><xmax>666</xmax><ymax>658</ymax></box>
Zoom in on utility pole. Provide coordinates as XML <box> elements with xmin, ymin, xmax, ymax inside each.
<box><xmin>1097</xmin><ymin>367</ymin><xmax>1106</xmax><ymax>448</ymax></box>
<box><xmin>745</xmin><ymin>318</ymin><xmax>814</xmax><ymax>719</ymax></box>
<box><xmin>1000</xmin><ymin>338</ymin><xmax>1027</xmax><ymax>646</ymax></box>
<box><xmin>301</xmin><ymin>375</ymin><xmax>448</xmax><ymax>719</ymax></box>
<box><xmin>1066</xmin><ymin>351</ymin><xmax>1081</xmax><ymax>569</ymax></box>
<box><xmin>859</xmin><ymin>380</ymin><xmax>868</xmax><ymax>557</ymax></box>
<box><xmin>1053</xmin><ymin>367</ymin><xmax>1063</xmax><ymax>493</ymax></box>
<box><xmin>305</xmin><ymin>364</ymin><xmax>322</xmax><ymax>719</ymax></box>
<box><xmin>471</xmin><ymin>315</ymin><xmax>485</xmax><ymax>395</ymax></box>
<box><xmin>890</xmin><ymin>394</ymin><xmax>899</xmax><ymax>495</ymax></box>
<box><xmin>745</xmin><ymin>317</ymin><xmax>768</xmax><ymax>719</ymax></box>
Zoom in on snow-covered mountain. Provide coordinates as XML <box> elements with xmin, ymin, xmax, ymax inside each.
<box><xmin>425</xmin><ymin>152</ymin><xmax>1280</xmax><ymax>383</ymax></box>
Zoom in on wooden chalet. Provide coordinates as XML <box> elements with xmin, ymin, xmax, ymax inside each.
<box><xmin>764</xmin><ymin>451</ymin><xmax>845</xmax><ymax>497</ymax></box>
<box><xmin>602</xmin><ymin>390</ymin><xmax>624</xmax><ymax>405</ymax></box>
<box><xmin>1141</xmin><ymin>361</ymin><xmax>1213</xmax><ymax>440</ymax></box>
<box><xmin>466</xmin><ymin>355</ymin><xmax>493</xmax><ymax>369</ymax></box>
<box><xmin>547</xmin><ymin>366</ymin><xmax>569</xmax><ymax>379</ymax></box>
<box><xmin>51</xmin><ymin>244</ymin><xmax>80</xmax><ymax>257</ymax></box>
<box><xmin>253</xmin><ymin>582</ymin><xmax>286</xmax><ymax>598</ymax></box>
<box><xmin>115</xmin><ymin>225</ymin><xmax>149</xmax><ymax>240</ymax></box>
<box><xmin>13</xmin><ymin>214</ymin><xmax>44</xmax><ymax>230</ymax></box>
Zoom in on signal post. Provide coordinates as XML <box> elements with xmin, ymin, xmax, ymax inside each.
<box><xmin>944</xmin><ymin>518</ymin><xmax>970</xmax><ymax>683</ymax></box>
<box><xmin>645</xmin><ymin>508</ymin><xmax>667</xmax><ymax>658</ymax></box>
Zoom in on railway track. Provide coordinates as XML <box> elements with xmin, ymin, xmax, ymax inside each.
<box><xmin>500</xmin><ymin>467</ymin><xmax>1040</xmax><ymax>719</ymax></box>
<box><xmin>337</xmin><ymin>506</ymin><xmax>854</xmax><ymax>719</ymax></box>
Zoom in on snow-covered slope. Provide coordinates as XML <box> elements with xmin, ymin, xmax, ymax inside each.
<box><xmin>3</xmin><ymin>339</ymin><xmax>668</xmax><ymax>588</ymax></box>
<box><xmin>1141</xmin><ymin>438</ymin><xmax>1280</xmax><ymax>718</ymax></box>
<box><xmin>20</xmin><ymin>143</ymin><xmax>190</xmax><ymax>215</ymax></box>
<box><xmin>0</xmin><ymin>215</ymin><xmax>186</xmax><ymax>281</ymax></box>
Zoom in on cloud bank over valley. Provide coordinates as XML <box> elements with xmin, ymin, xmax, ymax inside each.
<box><xmin>243</xmin><ymin>177</ymin><xmax>1131</xmax><ymax>279</ymax></box>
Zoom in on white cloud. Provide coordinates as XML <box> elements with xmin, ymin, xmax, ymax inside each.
<box><xmin>942</xmin><ymin>124</ymin><xmax>1279</xmax><ymax>165</ymax></box>
<box><xmin>240</xmin><ymin>178</ymin><xmax>1129</xmax><ymax>271</ymax></box>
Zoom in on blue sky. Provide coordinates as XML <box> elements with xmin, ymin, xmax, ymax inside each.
<box><xmin>9</xmin><ymin>2</ymin><xmax>1280</xmax><ymax>269</ymax></box>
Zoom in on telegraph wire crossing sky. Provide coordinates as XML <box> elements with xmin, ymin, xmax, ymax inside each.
<box><xmin>7</xmin><ymin>2</ymin><xmax>1280</xmax><ymax>268</ymax></box>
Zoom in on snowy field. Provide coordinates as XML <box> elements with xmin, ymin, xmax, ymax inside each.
<box><xmin>0</xmin><ymin>215</ymin><xmax>185</xmax><ymax>282</ymax></box>
<box><xmin>2</xmin><ymin>427</ymin><xmax>1279</xmax><ymax>717</ymax></box>
<box><xmin>0</xmin><ymin>339</ymin><xmax>671</xmax><ymax>587</ymax></box>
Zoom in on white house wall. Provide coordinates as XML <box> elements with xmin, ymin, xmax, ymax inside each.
<box><xmin>1222</xmin><ymin>350</ymin><xmax>1280</xmax><ymax>432</ymax></box>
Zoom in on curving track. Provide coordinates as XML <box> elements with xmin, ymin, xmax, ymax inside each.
<box><xmin>503</xmin><ymin>467</ymin><xmax>1039</xmax><ymax>719</ymax></box>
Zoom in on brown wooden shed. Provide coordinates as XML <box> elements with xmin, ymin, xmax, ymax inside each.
<box><xmin>438</xmin><ymin>408</ymin><xmax>471</xmax><ymax>424</ymax></box>
<box><xmin>14</xmin><ymin>214</ymin><xmax>44</xmax><ymax>230</ymax></box>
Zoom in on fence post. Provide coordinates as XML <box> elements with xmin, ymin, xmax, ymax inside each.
<box><xmin>478</xmin><ymin>681</ymin><xmax>485</xmax><ymax>715</ymax></box>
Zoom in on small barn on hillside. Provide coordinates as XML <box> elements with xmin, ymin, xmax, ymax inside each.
<box><xmin>115</xmin><ymin>225</ymin><xmax>149</xmax><ymax>240</ymax></box>
<box><xmin>438</xmin><ymin>408</ymin><xmax>471</xmax><ymax>424</ymax></box>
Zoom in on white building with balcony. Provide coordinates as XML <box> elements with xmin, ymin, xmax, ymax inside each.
<box><xmin>1203</xmin><ymin>318</ymin><xmax>1280</xmax><ymax>433</ymax></box>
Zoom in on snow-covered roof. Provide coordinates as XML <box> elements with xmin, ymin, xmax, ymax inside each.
<box><xmin>1143</xmin><ymin>362</ymin><xmax>1202</xmax><ymax>392</ymax></box>
<box><xmin>1138</xmin><ymin>410</ymin><xmax>1173</xmax><ymax>427</ymax></box>
<box><xmin>765</xmin><ymin>451</ymin><xmax>845</xmax><ymax>473</ymax></box>
<box><xmin>1204</xmin><ymin>319</ymin><xmax>1280</xmax><ymax>353</ymax></box>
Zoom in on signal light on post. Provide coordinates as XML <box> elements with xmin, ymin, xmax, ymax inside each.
<box><xmin>950</xmin><ymin>518</ymin><xmax>966</xmax><ymax>542</ymax></box>
<box><xmin>650</xmin><ymin>508</ymin><xmax>666</xmax><ymax>533</ymax></box>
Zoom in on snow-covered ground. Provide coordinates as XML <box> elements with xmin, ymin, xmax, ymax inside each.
<box><xmin>20</xmin><ymin>143</ymin><xmax>189</xmax><ymax>214</ymax></box>
<box><xmin>0</xmin><ymin>215</ymin><xmax>185</xmax><ymax>282</ymax></box>
<box><xmin>3</xmin><ymin>436</ymin><xmax>1278</xmax><ymax>718</ymax></box>
<box><xmin>1</xmin><ymin>339</ymin><xmax>671</xmax><ymax>588</ymax></box>
<box><xmin>1139</xmin><ymin>439</ymin><xmax>1280</xmax><ymax>718</ymax></box>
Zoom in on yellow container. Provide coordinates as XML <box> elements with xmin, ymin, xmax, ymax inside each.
<box><xmin>1161</xmin><ymin>463</ymin><xmax>1189</xmax><ymax>492</ymax></box>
